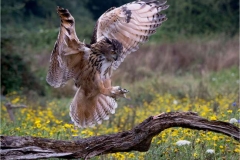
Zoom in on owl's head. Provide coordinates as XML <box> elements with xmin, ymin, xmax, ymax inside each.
<box><xmin>91</xmin><ymin>37</ymin><xmax>123</xmax><ymax>61</ymax></box>
<box><xmin>105</xmin><ymin>37</ymin><xmax>123</xmax><ymax>61</ymax></box>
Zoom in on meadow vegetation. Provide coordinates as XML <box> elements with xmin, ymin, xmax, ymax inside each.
<box><xmin>1</xmin><ymin>0</ymin><xmax>239</xmax><ymax>159</ymax></box>
<box><xmin>1</xmin><ymin>69</ymin><xmax>239</xmax><ymax>159</ymax></box>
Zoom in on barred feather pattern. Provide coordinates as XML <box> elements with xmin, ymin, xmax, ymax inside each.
<box><xmin>94</xmin><ymin>0</ymin><xmax>169</xmax><ymax>69</ymax></box>
<box><xmin>69</xmin><ymin>50</ymin><xmax>116</xmax><ymax>128</ymax></box>
<box><xmin>70</xmin><ymin>88</ymin><xmax>117</xmax><ymax>128</ymax></box>
<box><xmin>73</xmin><ymin>51</ymin><xmax>112</xmax><ymax>88</ymax></box>
<box><xmin>46</xmin><ymin>7</ymin><xmax>89</xmax><ymax>88</ymax></box>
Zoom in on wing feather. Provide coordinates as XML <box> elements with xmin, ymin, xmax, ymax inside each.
<box><xmin>93</xmin><ymin>0</ymin><xmax>169</xmax><ymax>69</ymax></box>
<box><xmin>46</xmin><ymin>7</ymin><xmax>90</xmax><ymax>88</ymax></box>
<box><xmin>108</xmin><ymin>25</ymin><xmax>139</xmax><ymax>52</ymax></box>
<box><xmin>108</xmin><ymin>32</ymin><xmax>129</xmax><ymax>52</ymax></box>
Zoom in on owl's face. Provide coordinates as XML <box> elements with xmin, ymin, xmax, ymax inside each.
<box><xmin>105</xmin><ymin>38</ymin><xmax>123</xmax><ymax>61</ymax></box>
<box><xmin>111</xmin><ymin>39</ymin><xmax>123</xmax><ymax>55</ymax></box>
<box><xmin>102</xmin><ymin>48</ymin><xmax>118</xmax><ymax>62</ymax></box>
<box><xmin>109</xmin><ymin>49</ymin><xmax>119</xmax><ymax>61</ymax></box>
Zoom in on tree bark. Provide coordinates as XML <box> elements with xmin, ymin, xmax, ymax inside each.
<box><xmin>1</xmin><ymin>111</ymin><xmax>239</xmax><ymax>160</ymax></box>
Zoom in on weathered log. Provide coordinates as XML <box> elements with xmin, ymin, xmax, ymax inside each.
<box><xmin>1</xmin><ymin>111</ymin><xmax>239</xmax><ymax>160</ymax></box>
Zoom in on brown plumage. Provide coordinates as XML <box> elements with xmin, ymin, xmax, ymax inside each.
<box><xmin>46</xmin><ymin>0</ymin><xmax>169</xmax><ymax>128</ymax></box>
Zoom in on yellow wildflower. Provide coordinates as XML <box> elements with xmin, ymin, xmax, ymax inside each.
<box><xmin>36</xmin><ymin>123</ymin><xmax>42</xmax><ymax>128</ymax></box>
<box><xmin>196</xmin><ymin>138</ymin><xmax>200</xmax><ymax>143</ymax></box>
<box><xmin>234</xmin><ymin>148</ymin><xmax>240</xmax><ymax>153</ymax></box>
<box><xmin>193</xmin><ymin>153</ymin><xmax>198</xmax><ymax>158</ymax></box>
<box><xmin>210</xmin><ymin>115</ymin><xmax>217</xmax><ymax>121</ymax></box>
<box><xmin>227</xmin><ymin>110</ymin><xmax>233</xmax><ymax>113</ymax></box>
<box><xmin>64</xmin><ymin>123</ymin><xmax>72</xmax><ymax>128</ymax></box>
<box><xmin>212</xmin><ymin>136</ymin><xmax>218</xmax><ymax>141</ymax></box>
<box><xmin>11</xmin><ymin>97</ymin><xmax>20</xmax><ymax>104</ymax></box>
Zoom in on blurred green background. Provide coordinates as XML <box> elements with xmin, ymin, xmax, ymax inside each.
<box><xmin>1</xmin><ymin>0</ymin><xmax>239</xmax><ymax>99</ymax></box>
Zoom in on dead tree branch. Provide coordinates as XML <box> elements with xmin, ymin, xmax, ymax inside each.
<box><xmin>1</xmin><ymin>111</ymin><xmax>239</xmax><ymax>160</ymax></box>
<box><xmin>5</xmin><ymin>103</ymin><xmax>27</xmax><ymax>122</ymax></box>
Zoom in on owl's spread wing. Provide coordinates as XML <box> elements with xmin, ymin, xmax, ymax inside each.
<box><xmin>92</xmin><ymin>0</ymin><xmax>169</xmax><ymax>69</ymax></box>
<box><xmin>46</xmin><ymin>7</ymin><xmax>90</xmax><ymax>88</ymax></box>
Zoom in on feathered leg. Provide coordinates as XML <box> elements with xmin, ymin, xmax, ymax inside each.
<box><xmin>95</xmin><ymin>73</ymin><xmax>129</xmax><ymax>99</ymax></box>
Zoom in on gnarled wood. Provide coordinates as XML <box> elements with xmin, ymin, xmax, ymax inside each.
<box><xmin>1</xmin><ymin>112</ymin><xmax>239</xmax><ymax>160</ymax></box>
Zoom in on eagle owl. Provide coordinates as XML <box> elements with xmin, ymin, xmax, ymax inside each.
<box><xmin>46</xmin><ymin>0</ymin><xmax>169</xmax><ymax>128</ymax></box>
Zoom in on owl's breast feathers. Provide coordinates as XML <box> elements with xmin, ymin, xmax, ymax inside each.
<box><xmin>74</xmin><ymin>38</ymin><xmax>122</xmax><ymax>90</ymax></box>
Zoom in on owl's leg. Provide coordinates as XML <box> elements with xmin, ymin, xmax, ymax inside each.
<box><xmin>102</xmin><ymin>78</ymin><xmax>112</xmax><ymax>88</ymax></box>
<box><xmin>96</xmin><ymin>73</ymin><xmax>128</xmax><ymax>98</ymax></box>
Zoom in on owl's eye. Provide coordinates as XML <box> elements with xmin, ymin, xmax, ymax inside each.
<box><xmin>111</xmin><ymin>50</ymin><xmax>115</xmax><ymax>54</ymax></box>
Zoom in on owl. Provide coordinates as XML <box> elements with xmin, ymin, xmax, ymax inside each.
<box><xmin>46</xmin><ymin>0</ymin><xmax>169</xmax><ymax>128</ymax></box>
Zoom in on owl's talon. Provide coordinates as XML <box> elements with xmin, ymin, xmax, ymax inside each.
<box><xmin>119</xmin><ymin>88</ymin><xmax>129</xmax><ymax>94</ymax></box>
<box><xmin>111</xmin><ymin>86</ymin><xmax>129</xmax><ymax>98</ymax></box>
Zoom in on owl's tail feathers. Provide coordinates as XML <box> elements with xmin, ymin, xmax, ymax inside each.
<box><xmin>69</xmin><ymin>88</ymin><xmax>117</xmax><ymax>128</ymax></box>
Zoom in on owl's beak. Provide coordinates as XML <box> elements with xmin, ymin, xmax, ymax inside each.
<box><xmin>113</xmin><ymin>54</ymin><xmax>118</xmax><ymax>61</ymax></box>
<box><xmin>106</xmin><ymin>53</ymin><xmax>118</xmax><ymax>62</ymax></box>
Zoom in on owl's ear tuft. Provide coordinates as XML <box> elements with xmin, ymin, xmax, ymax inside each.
<box><xmin>105</xmin><ymin>37</ymin><xmax>113</xmax><ymax>44</ymax></box>
<box><xmin>111</xmin><ymin>39</ymin><xmax>123</xmax><ymax>54</ymax></box>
